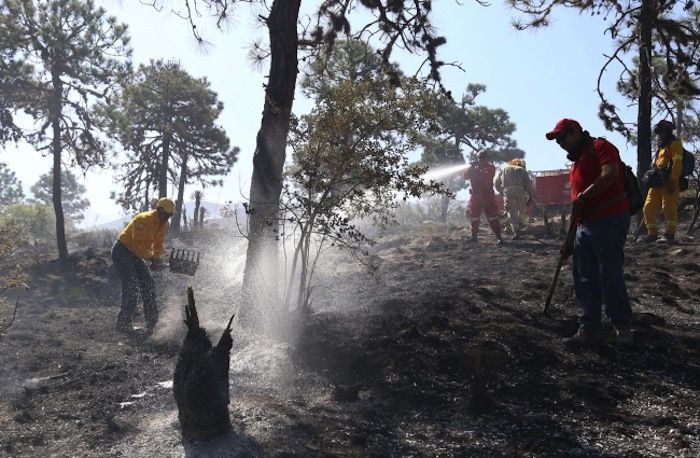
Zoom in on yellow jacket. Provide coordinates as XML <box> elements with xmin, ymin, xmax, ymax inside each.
<box><xmin>118</xmin><ymin>210</ymin><xmax>168</xmax><ymax>260</ymax></box>
<box><xmin>655</xmin><ymin>139</ymin><xmax>683</xmax><ymax>183</ymax></box>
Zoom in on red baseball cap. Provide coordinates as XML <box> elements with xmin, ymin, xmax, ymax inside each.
<box><xmin>545</xmin><ymin>118</ymin><xmax>581</xmax><ymax>140</ymax></box>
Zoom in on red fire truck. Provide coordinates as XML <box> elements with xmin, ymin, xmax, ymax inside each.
<box><xmin>532</xmin><ymin>168</ymin><xmax>571</xmax><ymax>208</ymax></box>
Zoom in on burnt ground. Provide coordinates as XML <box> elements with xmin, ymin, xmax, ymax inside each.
<box><xmin>0</xmin><ymin>223</ymin><xmax>698</xmax><ymax>457</ymax></box>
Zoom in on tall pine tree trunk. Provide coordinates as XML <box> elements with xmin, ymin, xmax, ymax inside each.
<box><xmin>143</xmin><ymin>186</ymin><xmax>151</xmax><ymax>212</ymax></box>
<box><xmin>241</xmin><ymin>0</ymin><xmax>301</xmax><ymax>325</ymax></box>
<box><xmin>159</xmin><ymin>132</ymin><xmax>172</xmax><ymax>198</ymax></box>
<box><xmin>171</xmin><ymin>153</ymin><xmax>188</xmax><ymax>236</ymax></box>
<box><xmin>192</xmin><ymin>191</ymin><xmax>202</xmax><ymax>232</ymax></box>
<box><xmin>51</xmin><ymin>70</ymin><xmax>68</xmax><ymax>260</ymax></box>
<box><xmin>637</xmin><ymin>0</ymin><xmax>655</xmax><ymax>181</ymax></box>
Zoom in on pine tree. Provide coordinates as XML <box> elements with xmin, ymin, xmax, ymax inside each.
<box><xmin>0</xmin><ymin>0</ymin><xmax>131</xmax><ymax>259</ymax></box>
<box><xmin>416</xmin><ymin>84</ymin><xmax>524</xmax><ymax>222</ymax></box>
<box><xmin>0</xmin><ymin>163</ymin><xmax>25</xmax><ymax>208</ymax></box>
<box><xmin>30</xmin><ymin>170</ymin><xmax>90</xmax><ymax>224</ymax></box>
<box><xmin>102</xmin><ymin>60</ymin><xmax>237</xmax><ymax>234</ymax></box>
<box><xmin>509</xmin><ymin>0</ymin><xmax>700</xmax><ymax>181</ymax></box>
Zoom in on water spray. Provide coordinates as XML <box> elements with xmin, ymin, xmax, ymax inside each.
<box><xmin>420</xmin><ymin>163</ymin><xmax>470</xmax><ymax>182</ymax></box>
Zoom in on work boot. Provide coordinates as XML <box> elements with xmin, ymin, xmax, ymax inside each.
<box><xmin>563</xmin><ymin>327</ymin><xmax>603</xmax><ymax>347</ymax></box>
<box><xmin>640</xmin><ymin>234</ymin><xmax>658</xmax><ymax>243</ymax></box>
<box><xmin>614</xmin><ymin>325</ymin><xmax>634</xmax><ymax>347</ymax></box>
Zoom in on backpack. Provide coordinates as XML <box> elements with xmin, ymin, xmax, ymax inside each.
<box><xmin>587</xmin><ymin>141</ymin><xmax>643</xmax><ymax>215</ymax></box>
<box><xmin>622</xmin><ymin>163</ymin><xmax>644</xmax><ymax>215</ymax></box>
<box><xmin>679</xmin><ymin>148</ymin><xmax>695</xmax><ymax>191</ymax></box>
<box><xmin>681</xmin><ymin>148</ymin><xmax>695</xmax><ymax>177</ymax></box>
<box><xmin>642</xmin><ymin>162</ymin><xmax>671</xmax><ymax>189</ymax></box>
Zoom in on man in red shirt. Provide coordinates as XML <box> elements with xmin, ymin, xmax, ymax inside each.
<box><xmin>546</xmin><ymin>118</ymin><xmax>633</xmax><ymax>347</ymax></box>
<box><xmin>463</xmin><ymin>150</ymin><xmax>503</xmax><ymax>244</ymax></box>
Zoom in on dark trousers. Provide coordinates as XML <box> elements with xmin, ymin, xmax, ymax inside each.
<box><xmin>112</xmin><ymin>240</ymin><xmax>157</xmax><ymax>329</ymax></box>
<box><xmin>572</xmin><ymin>212</ymin><xmax>632</xmax><ymax>332</ymax></box>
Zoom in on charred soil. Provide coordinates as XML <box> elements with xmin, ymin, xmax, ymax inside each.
<box><xmin>0</xmin><ymin>226</ymin><xmax>699</xmax><ymax>457</ymax></box>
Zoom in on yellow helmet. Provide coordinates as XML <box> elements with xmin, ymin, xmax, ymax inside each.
<box><xmin>156</xmin><ymin>197</ymin><xmax>176</xmax><ymax>214</ymax></box>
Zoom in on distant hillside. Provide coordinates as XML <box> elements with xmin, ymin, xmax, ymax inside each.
<box><xmin>90</xmin><ymin>201</ymin><xmax>244</xmax><ymax>231</ymax></box>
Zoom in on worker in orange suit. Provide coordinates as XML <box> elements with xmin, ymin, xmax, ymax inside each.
<box><xmin>642</xmin><ymin>120</ymin><xmax>684</xmax><ymax>243</ymax></box>
<box><xmin>464</xmin><ymin>150</ymin><xmax>503</xmax><ymax>244</ymax></box>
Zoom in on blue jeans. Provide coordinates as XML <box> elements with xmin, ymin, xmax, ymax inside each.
<box><xmin>112</xmin><ymin>240</ymin><xmax>157</xmax><ymax>329</ymax></box>
<box><xmin>572</xmin><ymin>212</ymin><xmax>632</xmax><ymax>332</ymax></box>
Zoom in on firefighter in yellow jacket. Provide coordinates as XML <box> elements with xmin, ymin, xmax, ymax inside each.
<box><xmin>112</xmin><ymin>197</ymin><xmax>175</xmax><ymax>333</ymax></box>
<box><xmin>642</xmin><ymin>120</ymin><xmax>683</xmax><ymax>243</ymax></box>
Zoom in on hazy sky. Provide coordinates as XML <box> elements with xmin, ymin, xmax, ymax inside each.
<box><xmin>3</xmin><ymin>0</ymin><xmax>636</xmax><ymax>227</ymax></box>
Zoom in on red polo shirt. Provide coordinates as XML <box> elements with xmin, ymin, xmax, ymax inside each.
<box><xmin>570</xmin><ymin>137</ymin><xmax>629</xmax><ymax>221</ymax></box>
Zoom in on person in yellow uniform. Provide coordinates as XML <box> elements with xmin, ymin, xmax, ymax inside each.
<box><xmin>112</xmin><ymin>197</ymin><xmax>175</xmax><ymax>333</ymax></box>
<box><xmin>642</xmin><ymin>120</ymin><xmax>684</xmax><ymax>243</ymax></box>
<box><xmin>494</xmin><ymin>158</ymin><xmax>534</xmax><ymax>239</ymax></box>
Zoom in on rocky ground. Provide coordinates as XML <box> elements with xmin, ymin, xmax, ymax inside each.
<box><xmin>0</xmin><ymin>223</ymin><xmax>698</xmax><ymax>457</ymax></box>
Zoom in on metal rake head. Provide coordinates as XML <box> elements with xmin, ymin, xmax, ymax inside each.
<box><xmin>169</xmin><ymin>248</ymin><xmax>200</xmax><ymax>276</ymax></box>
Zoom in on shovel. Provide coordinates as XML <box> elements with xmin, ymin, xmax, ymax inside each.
<box><xmin>543</xmin><ymin>219</ymin><xmax>577</xmax><ymax>315</ymax></box>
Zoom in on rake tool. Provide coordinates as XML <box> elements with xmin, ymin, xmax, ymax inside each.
<box><xmin>543</xmin><ymin>219</ymin><xmax>577</xmax><ymax>315</ymax></box>
<box><xmin>168</xmin><ymin>248</ymin><xmax>201</xmax><ymax>277</ymax></box>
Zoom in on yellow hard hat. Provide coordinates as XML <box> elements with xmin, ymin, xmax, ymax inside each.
<box><xmin>156</xmin><ymin>197</ymin><xmax>176</xmax><ymax>214</ymax></box>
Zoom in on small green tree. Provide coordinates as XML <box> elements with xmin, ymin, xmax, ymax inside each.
<box><xmin>0</xmin><ymin>203</ymin><xmax>56</xmax><ymax>245</ymax></box>
<box><xmin>0</xmin><ymin>163</ymin><xmax>25</xmax><ymax>207</ymax></box>
<box><xmin>282</xmin><ymin>75</ymin><xmax>444</xmax><ymax>313</ymax></box>
<box><xmin>0</xmin><ymin>217</ymin><xmax>28</xmax><ymax>336</ymax></box>
<box><xmin>30</xmin><ymin>170</ymin><xmax>90</xmax><ymax>224</ymax></box>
